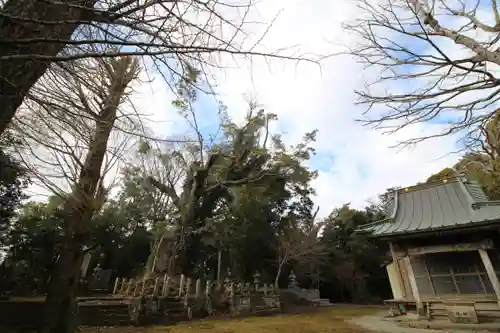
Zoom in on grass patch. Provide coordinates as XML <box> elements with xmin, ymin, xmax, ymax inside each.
<box><xmin>82</xmin><ymin>307</ymin><xmax>379</xmax><ymax>333</ymax></box>
<box><xmin>3</xmin><ymin>297</ymin><xmax>46</xmax><ymax>303</ymax></box>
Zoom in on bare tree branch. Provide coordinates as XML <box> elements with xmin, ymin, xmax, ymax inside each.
<box><xmin>343</xmin><ymin>0</ymin><xmax>500</xmax><ymax>150</ymax></box>
<box><xmin>0</xmin><ymin>0</ymin><xmax>321</xmax><ymax>136</ymax></box>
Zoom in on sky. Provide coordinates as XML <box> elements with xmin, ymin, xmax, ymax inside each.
<box><xmin>131</xmin><ymin>0</ymin><xmax>465</xmax><ymax>218</ymax></box>
<box><xmin>23</xmin><ymin>0</ymin><xmax>484</xmax><ymax>218</ymax></box>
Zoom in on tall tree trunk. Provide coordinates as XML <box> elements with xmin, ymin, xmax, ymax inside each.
<box><xmin>0</xmin><ymin>0</ymin><xmax>97</xmax><ymax>134</ymax></box>
<box><xmin>43</xmin><ymin>233</ymin><xmax>83</xmax><ymax>333</ymax></box>
<box><xmin>274</xmin><ymin>259</ymin><xmax>285</xmax><ymax>289</ymax></box>
<box><xmin>42</xmin><ymin>57</ymin><xmax>137</xmax><ymax>333</ymax></box>
<box><xmin>216</xmin><ymin>249</ymin><xmax>222</xmax><ymax>285</ymax></box>
<box><xmin>180</xmin><ymin>233</ymin><xmax>202</xmax><ymax>276</ymax></box>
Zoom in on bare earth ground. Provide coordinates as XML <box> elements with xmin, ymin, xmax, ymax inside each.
<box><xmin>80</xmin><ymin>307</ymin><xmax>381</xmax><ymax>333</ymax></box>
<box><xmin>353</xmin><ymin>313</ymin><xmax>500</xmax><ymax>333</ymax></box>
<box><xmin>4</xmin><ymin>306</ymin><xmax>482</xmax><ymax>333</ymax></box>
<box><xmin>352</xmin><ymin>313</ymin><xmax>453</xmax><ymax>333</ymax></box>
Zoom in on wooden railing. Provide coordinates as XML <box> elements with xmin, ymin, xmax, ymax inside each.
<box><xmin>112</xmin><ymin>273</ymin><xmax>281</xmax><ymax>320</ymax></box>
<box><xmin>112</xmin><ymin>274</ymin><xmax>279</xmax><ymax>299</ymax></box>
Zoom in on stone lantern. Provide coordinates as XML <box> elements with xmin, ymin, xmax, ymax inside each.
<box><xmin>253</xmin><ymin>271</ymin><xmax>261</xmax><ymax>285</ymax></box>
<box><xmin>224</xmin><ymin>268</ymin><xmax>232</xmax><ymax>285</ymax></box>
<box><xmin>288</xmin><ymin>270</ymin><xmax>298</xmax><ymax>289</ymax></box>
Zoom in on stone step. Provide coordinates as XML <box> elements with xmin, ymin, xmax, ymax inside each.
<box><xmin>316</xmin><ymin>303</ymin><xmax>334</xmax><ymax>307</ymax></box>
<box><xmin>162</xmin><ymin>299</ymin><xmax>184</xmax><ymax>304</ymax></box>
<box><xmin>254</xmin><ymin>309</ymin><xmax>281</xmax><ymax>314</ymax></box>
<box><xmin>80</xmin><ymin>314</ymin><xmax>133</xmax><ymax>326</ymax></box>
<box><xmin>311</xmin><ymin>298</ymin><xmax>331</xmax><ymax>302</ymax></box>
<box><xmin>165</xmin><ymin>303</ymin><xmax>185</xmax><ymax>308</ymax></box>
<box><xmin>100</xmin><ymin>306</ymin><xmax>129</xmax><ymax>311</ymax></box>
<box><xmin>82</xmin><ymin>320</ymin><xmax>133</xmax><ymax>326</ymax></box>
<box><xmin>102</xmin><ymin>308</ymin><xmax>129</xmax><ymax>312</ymax></box>
<box><xmin>167</xmin><ymin>309</ymin><xmax>187</xmax><ymax>315</ymax></box>
<box><xmin>96</xmin><ymin>311</ymin><xmax>130</xmax><ymax>316</ymax></box>
<box><xmin>79</xmin><ymin>303</ymin><xmax>128</xmax><ymax>309</ymax></box>
<box><xmin>311</xmin><ymin>298</ymin><xmax>333</xmax><ymax>306</ymax></box>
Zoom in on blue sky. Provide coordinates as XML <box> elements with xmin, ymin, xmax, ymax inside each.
<box><xmin>136</xmin><ymin>5</ymin><xmax>464</xmax><ymax>218</ymax></box>
<box><xmin>31</xmin><ymin>0</ymin><xmax>496</xmax><ymax>217</ymax></box>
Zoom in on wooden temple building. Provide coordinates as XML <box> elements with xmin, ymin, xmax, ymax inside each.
<box><xmin>358</xmin><ymin>177</ymin><xmax>500</xmax><ymax>323</ymax></box>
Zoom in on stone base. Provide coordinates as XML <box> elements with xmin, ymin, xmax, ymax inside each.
<box><xmin>445</xmin><ymin>304</ymin><xmax>478</xmax><ymax>324</ymax></box>
<box><xmin>311</xmin><ymin>298</ymin><xmax>333</xmax><ymax>307</ymax></box>
<box><xmin>399</xmin><ymin>319</ymin><xmax>500</xmax><ymax>332</ymax></box>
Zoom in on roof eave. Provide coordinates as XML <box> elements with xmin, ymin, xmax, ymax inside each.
<box><xmin>355</xmin><ymin>189</ymin><xmax>399</xmax><ymax>234</ymax></box>
<box><xmin>368</xmin><ymin>218</ymin><xmax>500</xmax><ymax>240</ymax></box>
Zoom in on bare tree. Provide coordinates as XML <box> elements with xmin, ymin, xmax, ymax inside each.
<box><xmin>274</xmin><ymin>209</ymin><xmax>325</xmax><ymax>288</ymax></box>
<box><xmin>344</xmin><ymin>0</ymin><xmax>500</xmax><ymax>148</ymax></box>
<box><xmin>0</xmin><ymin>0</ymin><xmax>316</xmax><ymax>135</ymax></box>
<box><xmin>12</xmin><ymin>54</ymin><xmax>140</xmax><ymax>333</ymax></box>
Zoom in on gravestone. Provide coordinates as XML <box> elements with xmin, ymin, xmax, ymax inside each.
<box><xmin>80</xmin><ymin>252</ymin><xmax>92</xmax><ymax>278</ymax></box>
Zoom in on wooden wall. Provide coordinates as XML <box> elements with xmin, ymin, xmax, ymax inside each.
<box><xmin>386</xmin><ymin>262</ymin><xmax>403</xmax><ymax>299</ymax></box>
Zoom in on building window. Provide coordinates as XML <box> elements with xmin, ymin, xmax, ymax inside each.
<box><xmin>411</xmin><ymin>251</ymin><xmax>494</xmax><ymax>296</ymax></box>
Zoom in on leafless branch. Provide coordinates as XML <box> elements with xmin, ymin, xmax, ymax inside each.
<box><xmin>0</xmin><ymin>0</ymin><xmax>322</xmax><ymax>135</ymax></box>
<box><xmin>343</xmin><ymin>0</ymin><xmax>500</xmax><ymax>150</ymax></box>
<box><xmin>11</xmin><ymin>49</ymin><xmax>141</xmax><ymax>220</ymax></box>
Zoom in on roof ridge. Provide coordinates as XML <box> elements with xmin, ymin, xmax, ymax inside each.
<box><xmin>399</xmin><ymin>176</ymin><xmax>459</xmax><ymax>194</ymax></box>
<box><xmin>456</xmin><ymin>176</ymin><xmax>477</xmax><ymax>207</ymax></box>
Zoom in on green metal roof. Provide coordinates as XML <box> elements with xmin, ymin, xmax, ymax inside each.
<box><xmin>357</xmin><ymin>177</ymin><xmax>500</xmax><ymax>238</ymax></box>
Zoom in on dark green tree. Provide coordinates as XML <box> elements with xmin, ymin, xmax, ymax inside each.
<box><xmin>4</xmin><ymin>202</ymin><xmax>63</xmax><ymax>295</ymax></box>
<box><xmin>320</xmin><ymin>204</ymin><xmax>388</xmax><ymax>303</ymax></box>
<box><xmin>0</xmin><ymin>132</ymin><xmax>29</xmax><ymax>247</ymax></box>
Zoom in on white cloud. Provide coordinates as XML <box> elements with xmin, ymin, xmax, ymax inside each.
<box><xmin>23</xmin><ymin>0</ymin><xmax>463</xmax><ymax>217</ymax></box>
<box><xmin>206</xmin><ymin>0</ymin><xmax>461</xmax><ymax>216</ymax></box>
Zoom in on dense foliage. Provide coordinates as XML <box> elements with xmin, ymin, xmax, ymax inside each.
<box><xmin>319</xmin><ymin>204</ymin><xmax>390</xmax><ymax>303</ymax></box>
<box><xmin>426</xmin><ymin>114</ymin><xmax>500</xmax><ymax>199</ymax></box>
<box><xmin>0</xmin><ymin>100</ymin><xmax>393</xmax><ymax>304</ymax></box>
<box><xmin>0</xmin><ymin>133</ymin><xmax>29</xmax><ymax>247</ymax></box>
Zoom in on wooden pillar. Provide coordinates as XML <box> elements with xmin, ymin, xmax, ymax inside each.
<box><xmin>389</xmin><ymin>242</ymin><xmax>406</xmax><ymax>298</ymax></box>
<box><xmin>403</xmin><ymin>256</ymin><xmax>422</xmax><ymax>313</ymax></box>
<box><xmin>404</xmin><ymin>255</ymin><xmax>425</xmax><ymax>317</ymax></box>
<box><xmin>479</xmin><ymin>249</ymin><xmax>500</xmax><ymax>307</ymax></box>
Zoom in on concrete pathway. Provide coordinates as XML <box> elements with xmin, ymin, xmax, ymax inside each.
<box><xmin>350</xmin><ymin>312</ymin><xmax>497</xmax><ymax>333</ymax></box>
